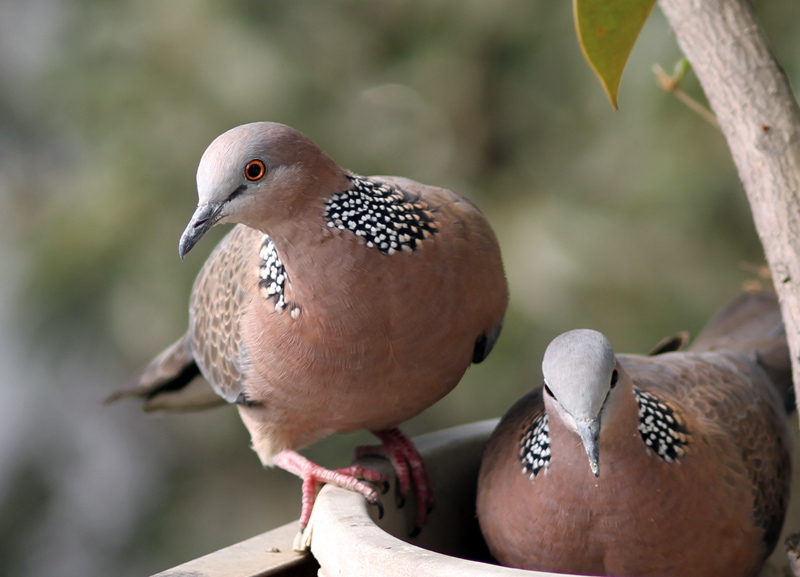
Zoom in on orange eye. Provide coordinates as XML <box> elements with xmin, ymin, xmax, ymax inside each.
<box><xmin>245</xmin><ymin>159</ymin><xmax>266</xmax><ymax>181</ymax></box>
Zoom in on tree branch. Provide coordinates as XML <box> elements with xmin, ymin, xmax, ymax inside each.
<box><xmin>658</xmin><ymin>0</ymin><xmax>800</xmax><ymax>406</ymax></box>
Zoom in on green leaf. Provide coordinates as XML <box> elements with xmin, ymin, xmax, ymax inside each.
<box><xmin>573</xmin><ymin>0</ymin><xmax>656</xmax><ymax>109</ymax></box>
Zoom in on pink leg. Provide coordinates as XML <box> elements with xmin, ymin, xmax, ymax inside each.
<box><xmin>355</xmin><ymin>427</ymin><xmax>434</xmax><ymax>534</ymax></box>
<box><xmin>274</xmin><ymin>450</ymin><xmax>385</xmax><ymax>529</ymax></box>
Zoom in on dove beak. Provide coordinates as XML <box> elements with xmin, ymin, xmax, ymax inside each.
<box><xmin>179</xmin><ymin>202</ymin><xmax>225</xmax><ymax>259</ymax></box>
<box><xmin>575</xmin><ymin>417</ymin><xmax>601</xmax><ymax>477</ymax></box>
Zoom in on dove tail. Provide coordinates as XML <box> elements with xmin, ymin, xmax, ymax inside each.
<box><xmin>104</xmin><ymin>333</ymin><xmax>224</xmax><ymax>412</ymax></box>
<box><xmin>690</xmin><ymin>290</ymin><xmax>793</xmax><ymax>412</ymax></box>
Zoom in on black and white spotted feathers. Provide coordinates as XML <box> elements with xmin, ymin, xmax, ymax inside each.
<box><xmin>632</xmin><ymin>388</ymin><xmax>690</xmax><ymax>462</ymax></box>
<box><xmin>258</xmin><ymin>236</ymin><xmax>300</xmax><ymax>319</ymax></box>
<box><xmin>520</xmin><ymin>412</ymin><xmax>550</xmax><ymax>479</ymax></box>
<box><xmin>519</xmin><ymin>388</ymin><xmax>690</xmax><ymax>479</ymax></box>
<box><xmin>258</xmin><ymin>176</ymin><xmax>439</xmax><ymax>316</ymax></box>
<box><xmin>325</xmin><ymin>175</ymin><xmax>438</xmax><ymax>255</ymax></box>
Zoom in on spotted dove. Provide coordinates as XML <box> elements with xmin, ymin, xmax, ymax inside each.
<box><xmin>477</xmin><ymin>290</ymin><xmax>792</xmax><ymax>577</ymax></box>
<box><xmin>107</xmin><ymin>122</ymin><xmax>508</xmax><ymax>531</ymax></box>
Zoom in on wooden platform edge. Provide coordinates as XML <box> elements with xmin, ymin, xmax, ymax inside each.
<box><xmin>152</xmin><ymin>520</ymin><xmax>318</xmax><ymax>577</ymax></box>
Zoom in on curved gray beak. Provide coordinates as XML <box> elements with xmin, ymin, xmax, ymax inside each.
<box><xmin>575</xmin><ymin>417</ymin><xmax>601</xmax><ymax>477</ymax></box>
<box><xmin>179</xmin><ymin>202</ymin><xmax>224</xmax><ymax>259</ymax></box>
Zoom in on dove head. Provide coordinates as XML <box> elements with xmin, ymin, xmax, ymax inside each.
<box><xmin>179</xmin><ymin>122</ymin><xmax>339</xmax><ymax>258</ymax></box>
<box><xmin>542</xmin><ymin>329</ymin><xmax>620</xmax><ymax>477</ymax></box>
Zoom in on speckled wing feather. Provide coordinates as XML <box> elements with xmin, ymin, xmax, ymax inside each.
<box><xmin>105</xmin><ymin>226</ymin><xmax>262</xmax><ymax>411</ymax></box>
<box><xmin>189</xmin><ymin>224</ymin><xmax>259</xmax><ymax>404</ymax></box>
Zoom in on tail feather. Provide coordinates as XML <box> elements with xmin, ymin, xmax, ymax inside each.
<box><xmin>690</xmin><ymin>290</ymin><xmax>793</xmax><ymax>410</ymax></box>
<box><xmin>104</xmin><ymin>333</ymin><xmax>225</xmax><ymax>412</ymax></box>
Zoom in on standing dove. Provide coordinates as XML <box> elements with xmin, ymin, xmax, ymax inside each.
<box><xmin>477</xmin><ymin>290</ymin><xmax>792</xmax><ymax>577</ymax></box>
<box><xmin>107</xmin><ymin>122</ymin><xmax>508</xmax><ymax>531</ymax></box>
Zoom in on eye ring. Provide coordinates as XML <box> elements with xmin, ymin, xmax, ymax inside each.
<box><xmin>245</xmin><ymin>159</ymin><xmax>266</xmax><ymax>181</ymax></box>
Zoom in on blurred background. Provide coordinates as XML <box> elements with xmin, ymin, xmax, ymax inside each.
<box><xmin>1</xmin><ymin>0</ymin><xmax>799</xmax><ymax>575</ymax></box>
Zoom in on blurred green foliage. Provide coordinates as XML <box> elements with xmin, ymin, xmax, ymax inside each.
<box><xmin>1</xmin><ymin>0</ymin><xmax>799</xmax><ymax>575</ymax></box>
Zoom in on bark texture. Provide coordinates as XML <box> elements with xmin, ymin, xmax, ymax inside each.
<box><xmin>658</xmin><ymin>0</ymin><xmax>800</xmax><ymax>407</ymax></box>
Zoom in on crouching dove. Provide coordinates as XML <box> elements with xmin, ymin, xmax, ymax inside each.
<box><xmin>477</xmin><ymin>290</ymin><xmax>792</xmax><ymax>576</ymax></box>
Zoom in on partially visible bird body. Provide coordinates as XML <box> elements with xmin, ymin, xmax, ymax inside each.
<box><xmin>108</xmin><ymin>122</ymin><xmax>507</xmax><ymax>529</ymax></box>
<box><xmin>477</xmin><ymin>291</ymin><xmax>791</xmax><ymax>577</ymax></box>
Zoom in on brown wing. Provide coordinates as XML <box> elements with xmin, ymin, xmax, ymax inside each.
<box><xmin>685</xmin><ymin>289</ymin><xmax>793</xmax><ymax>553</ymax></box>
<box><xmin>105</xmin><ymin>226</ymin><xmax>261</xmax><ymax>411</ymax></box>
<box><xmin>189</xmin><ymin>224</ymin><xmax>260</xmax><ymax>404</ymax></box>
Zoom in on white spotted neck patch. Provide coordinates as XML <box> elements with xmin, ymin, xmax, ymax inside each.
<box><xmin>633</xmin><ymin>388</ymin><xmax>690</xmax><ymax>462</ymax></box>
<box><xmin>257</xmin><ymin>235</ymin><xmax>301</xmax><ymax>318</ymax></box>
<box><xmin>324</xmin><ymin>175</ymin><xmax>438</xmax><ymax>255</ymax></box>
<box><xmin>520</xmin><ymin>412</ymin><xmax>550</xmax><ymax>479</ymax></box>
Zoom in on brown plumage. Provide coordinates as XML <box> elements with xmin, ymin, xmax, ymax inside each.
<box><xmin>477</xmin><ymin>290</ymin><xmax>792</xmax><ymax>577</ymax></box>
<box><xmin>107</xmin><ymin>122</ymin><xmax>508</xmax><ymax>530</ymax></box>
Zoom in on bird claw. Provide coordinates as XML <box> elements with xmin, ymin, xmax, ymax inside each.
<box><xmin>356</xmin><ymin>428</ymin><xmax>435</xmax><ymax>534</ymax></box>
<box><xmin>275</xmin><ymin>450</ymin><xmax>386</xmax><ymax>529</ymax></box>
<box><xmin>373</xmin><ymin>499</ymin><xmax>385</xmax><ymax>520</ymax></box>
<box><xmin>334</xmin><ymin>465</ymin><xmax>385</xmax><ymax>520</ymax></box>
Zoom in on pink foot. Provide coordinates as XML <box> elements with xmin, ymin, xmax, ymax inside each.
<box><xmin>274</xmin><ymin>450</ymin><xmax>385</xmax><ymax>529</ymax></box>
<box><xmin>355</xmin><ymin>428</ymin><xmax>434</xmax><ymax>535</ymax></box>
